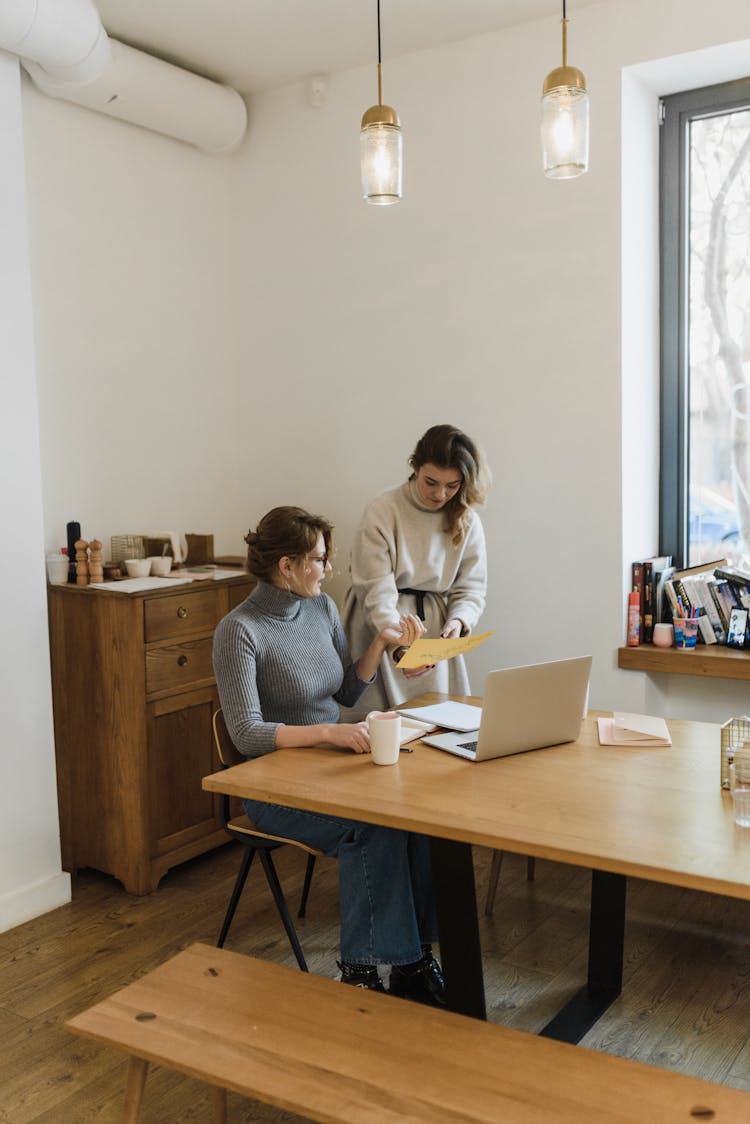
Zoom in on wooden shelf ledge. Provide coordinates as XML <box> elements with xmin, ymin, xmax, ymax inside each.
<box><xmin>618</xmin><ymin>643</ymin><xmax>750</xmax><ymax>682</ymax></box>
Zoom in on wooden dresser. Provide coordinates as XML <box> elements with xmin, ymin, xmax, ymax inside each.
<box><xmin>47</xmin><ymin>574</ymin><xmax>254</xmax><ymax>894</ymax></box>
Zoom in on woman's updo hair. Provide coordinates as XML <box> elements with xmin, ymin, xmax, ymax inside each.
<box><xmin>244</xmin><ymin>506</ymin><xmax>333</xmax><ymax>582</ymax></box>
<box><xmin>408</xmin><ymin>424</ymin><xmax>490</xmax><ymax>544</ymax></box>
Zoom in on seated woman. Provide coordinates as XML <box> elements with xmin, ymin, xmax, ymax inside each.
<box><xmin>213</xmin><ymin>505</ymin><xmax>444</xmax><ymax>1004</ymax></box>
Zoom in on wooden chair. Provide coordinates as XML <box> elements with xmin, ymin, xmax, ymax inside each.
<box><xmin>211</xmin><ymin>709</ymin><xmax>322</xmax><ymax>970</ymax></box>
<box><xmin>484</xmin><ymin>851</ymin><xmax>536</xmax><ymax>917</ymax></box>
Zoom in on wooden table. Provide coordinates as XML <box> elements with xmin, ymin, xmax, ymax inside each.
<box><xmin>203</xmin><ymin>697</ymin><xmax>750</xmax><ymax>1042</ymax></box>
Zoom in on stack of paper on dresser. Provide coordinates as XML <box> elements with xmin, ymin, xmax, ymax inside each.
<box><xmin>597</xmin><ymin>712</ymin><xmax>672</xmax><ymax>746</ymax></box>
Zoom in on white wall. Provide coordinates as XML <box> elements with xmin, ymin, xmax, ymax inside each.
<box><xmin>0</xmin><ymin>51</ymin><xmax>70</xmax><ymax>931</ymax></box>
<box><xmin>232</xmin><ymin>0</ymin><xmax>750</xmax><ymax>719</ymax></box>
<box><xmin>21</xmin><ymin>88</ymin><xmax>245</xmax><ymax>559</ymax></box>
<box><xmin>6</xmin><ymin>0</ymin><xmax>750</xmax><ymax>927</ymax></box>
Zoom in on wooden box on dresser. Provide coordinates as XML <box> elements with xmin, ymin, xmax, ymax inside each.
<box><xmin>47</xmin><ymin>574</ymin><xmax>255</xmax><ymax>894</ymax></box>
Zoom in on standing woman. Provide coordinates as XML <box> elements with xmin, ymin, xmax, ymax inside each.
<box><xmin>342</xmin><ymin>424</ymin><xmax>489</xmax><ymax>716</ymax></box>
<box><xmin>213</xmin><ymin>506</ymin><xmax>444</xmax><ymax>1004</ymax></box>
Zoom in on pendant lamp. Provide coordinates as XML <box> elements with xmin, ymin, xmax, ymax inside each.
<box><xmin>360</xmin><ymin>0</ymin><xmax>402</xmax><ymax>204</ymax></box>
<box><xmin>541</xmin><ymin>0</ymin><xmax>589</xmax><ymax>179</ymax></box>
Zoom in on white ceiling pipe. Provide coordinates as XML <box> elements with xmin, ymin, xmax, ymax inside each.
<box><xmin>3</xmin><ymin>0</ymin><xmax>247</xmax><ymax>152</ymax></box>
<box><xmin>0</xmin><ymin>0</ymin><xmax>109</xmax><ymax>85</ymax></box>
<box><xmin>23</xmin><ymin>37</ymin><xmax>248</xmax><ymax>154</ymax></box>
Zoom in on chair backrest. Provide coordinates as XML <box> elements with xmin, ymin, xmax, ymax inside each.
<box><xmin>212</xmin><ymin>708</ymin><xmax>245</xmax><ymax>769</ymax></box>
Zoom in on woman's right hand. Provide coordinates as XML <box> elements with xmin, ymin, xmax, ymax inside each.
<box><xmin>325</xmin><ymin>722</ymin><xmax>371</xmax><ymax>754</ymax></box>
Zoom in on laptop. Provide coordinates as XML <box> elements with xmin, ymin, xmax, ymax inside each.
<box><xmin>421</xmin><ymin>655</ymin><xmax>592</xmax><ymax>762</ymax></box>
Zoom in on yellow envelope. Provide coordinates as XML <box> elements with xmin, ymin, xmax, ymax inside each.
<box><xmin>396</xmin><ymin>630</ymin><xmax>494</xmax><ymax>668</ymax></box>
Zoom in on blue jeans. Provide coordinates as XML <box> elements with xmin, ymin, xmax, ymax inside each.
<box><xmin>244</xmin><ymin>799</ymin><xmax>437</xmax><ymax>966</ymax></box>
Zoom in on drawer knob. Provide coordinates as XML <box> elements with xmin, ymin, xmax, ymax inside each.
<box><xmin>177</xmin><ymin>606</ymin><xmax>188</xmax><ymax>619</ymax></box>
<box><xmin>177</xmin><ymin>655</ymin><xmax>189</xmax><ymax>667</ymax></box>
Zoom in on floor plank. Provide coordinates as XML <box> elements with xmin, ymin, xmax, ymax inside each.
<box><xmin>2</xmin><ymin>844</ymin><xmax>750</xmax><ymax>1121</ymax></box>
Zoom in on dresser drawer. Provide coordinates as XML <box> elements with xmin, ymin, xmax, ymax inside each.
<box><xmin>145</xmin><ymin>638</ymin><xmax>215</xmax><ymax>695</ymax></box>
<box><xmin>144</xmin><ymin>589</ymin><xmax>220</xmax><ymax>642</ymax></box>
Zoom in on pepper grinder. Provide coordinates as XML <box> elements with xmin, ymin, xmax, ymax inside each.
<box><xmin>75</xmin><ymin>539</ymin><xmax>89</xmax><ymax>586</ymax></box>
<box><xmin>88</xmin><ymin>539</ymin><xmax>103</xmax><ymax>584</ymax></box>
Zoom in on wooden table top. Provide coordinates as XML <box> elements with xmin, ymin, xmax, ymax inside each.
<box><xmin>203</xmin><ymin>697</ymin><xmax>750</xmax><ymax>901</ymax></box>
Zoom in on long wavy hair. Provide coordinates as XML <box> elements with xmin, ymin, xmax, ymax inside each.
<box><xmin>408</xmin><ymin>424</ymin><xmax>490</xmax><ymax>544</ymax></box>
<box><xmin>244</xmin><ymin>506</ymin><xmax>333</xmax><ymax>582</ymax></box>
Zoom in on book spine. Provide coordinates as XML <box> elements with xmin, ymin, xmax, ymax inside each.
<box><xmin>672</xmin><ymin>577</ymin><xmax>693</xmax><ymax>615</ymax></box>
<box><xmin>714</xmin><ymin>568</ymin><xmax>750</xmax><ymax>590</ymax></box>
<box><xmin>696</xmin><ymin>611</ymin><xmax>717</xmax><ymax>645</ymax></box>
<box><xmin>655</xmin><ymin>566</ymin><xmax>676</xmax><ymax>624</ymax></box>
<box><xmin>695</xmin><ymin>578</ymin><xmax>726</xmax><ymax>642</ymax></box>
<box><xmin>707</xmin><ymin>579</ymin><xmax>730</xmax><ymax>633</ymax></box>
<box><xmin>631</xmin><ymin>561</ymin><xmax>645</xmax><ymax>637</ymax></box>
<box><xmin>663</xmin><ymin>579</ymin><xmax>681</xmax><ymax>620</ymax></box>
<box><xmin>643</xmin><ymin>561</ymin><xmax>654</xmax><ymax>643</ymax></box>
<box><xmin>718</xmin><ymin>580</ymin><xmax>742</xmax><ymax>622</ymax></box>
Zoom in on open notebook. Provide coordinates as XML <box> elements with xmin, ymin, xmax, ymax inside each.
<box><xmin>397</xmin><ymin>715</ymin><xmax>440</xmax><ymax>745</ymax></box>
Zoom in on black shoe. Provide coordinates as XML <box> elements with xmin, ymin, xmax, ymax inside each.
<box><xmin>337</xmin><ymin>961</ymin><xmax>386</xmax><ymax>992</ymax></box>
<box><xmin>389</xmin><ymin>955</ymin><xmax>446</xmax><ymax>1008</ymax></box>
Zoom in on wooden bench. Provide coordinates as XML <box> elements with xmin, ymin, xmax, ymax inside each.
<box><xmin>66</xmin><ymin>942</ymin><xmax>750</xmax><ymax>1123</ymax></box>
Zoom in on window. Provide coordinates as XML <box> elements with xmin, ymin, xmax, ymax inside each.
<box><xmin>660</xmin><ymin>78</ymin><xmax>750</xmax><ymax>569</ymax></box>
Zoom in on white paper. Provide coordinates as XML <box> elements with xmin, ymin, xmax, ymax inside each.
<box><xmin>613</xmin><ymin>712</ymin><xmax>671</xmax><ymax>742</ymax></box>
<box><xmin>88</xmin><ymin>576</ymin><xmax>194</xmax><ymax>592</ymax></box>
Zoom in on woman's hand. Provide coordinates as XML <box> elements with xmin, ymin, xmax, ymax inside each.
<box><xmin>402</xmin><ymin>663</ymin><xmax>434</xmax><ymax>679</ymax></box>
<box><xmin>357</xmin><ymin>614</ymin><xmax>426</xmax><ymax>683</ymax></box>
<box><xmin>441</xmin><ymin>618</ymin><xmax>463</xmax><ymax>640</ymax></box>
<box><xmin>324</xmin><ymin>722</ymin><xmax>371</xmax><ymax>754</ymax></box>
<box><xmin>378</xmin><ymin>612</ymin><xmax>425</xmax><ymax>649</ymax></box>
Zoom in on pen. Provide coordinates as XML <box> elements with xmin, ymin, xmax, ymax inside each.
<box><xmin>400</xmin><ymin>745</ymin><xmax>414</xmax><ymax>753</ymax></box>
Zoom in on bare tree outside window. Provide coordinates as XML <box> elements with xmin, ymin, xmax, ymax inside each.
<box><xmin>688</xmin><ymin>109</ymin><xmax>750</xmax><ymax>567</ymax></box>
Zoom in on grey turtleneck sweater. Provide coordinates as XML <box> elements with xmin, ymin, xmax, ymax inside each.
<box><xmin>213</xmin><ymin>580</ymin><xmax>371</xmax><ymax>758</ymax></box>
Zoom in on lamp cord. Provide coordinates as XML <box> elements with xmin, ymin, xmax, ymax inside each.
<box><xmin>377</xmin><ymin>0</ymin><xmax>382</xmax><ymax>66</ymax></box>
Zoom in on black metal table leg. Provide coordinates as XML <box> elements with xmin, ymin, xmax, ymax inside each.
<box><xmin>430</xmin><ymin>836</ymin><xmax>486</xmax><ymax>1020</ymax></box>
<box><xmin>541</xmin><ymin>868</ymin><xmax>626</xmax><ymax>1043</ymax></box>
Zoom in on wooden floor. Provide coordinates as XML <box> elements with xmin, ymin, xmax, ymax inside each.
<box><xmin>2</xmin><ymin>844</ymin><xmax>750</xmax><ymax>1122</ymax></box>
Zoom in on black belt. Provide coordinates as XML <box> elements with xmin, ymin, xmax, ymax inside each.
<box><xmin>398</xmin><ymin>588</ymin><xmax>428</xmax><ymax>621</ymax></box>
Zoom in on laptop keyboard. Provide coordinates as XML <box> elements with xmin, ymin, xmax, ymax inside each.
<box><xmin>457</xmin><ymin>740</ymin><xmax>478</xmax><ymax>752</ymax></box>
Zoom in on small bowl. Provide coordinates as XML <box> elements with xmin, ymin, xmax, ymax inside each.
<box><xmin>124</xmin><ymin>558</ymin><xmax>151</xmax><ymax>578</ymax></box>
<box><xmin>149</xmin><ymin>556</ymin><xmax>172</xmax><ymax>576</ymax></box>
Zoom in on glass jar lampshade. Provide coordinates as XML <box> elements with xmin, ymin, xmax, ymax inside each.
<box><xmin>360</xmin><ymin>105</ymin><xmax>402</xmax><ymax>205</ymax></box>
<box><xmin>541</xmin><ymin>66</ymin><xmax>589</xmax><ymax>179</ymax></box>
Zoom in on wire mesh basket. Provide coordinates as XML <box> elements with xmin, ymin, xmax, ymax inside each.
<box><xmin>720</xmin><ymin>716</ymin><xmax>750</xmax><ymax>789</ymax></box>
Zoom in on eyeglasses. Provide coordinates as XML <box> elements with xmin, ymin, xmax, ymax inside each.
<box><xmin>308</xmin><ymin>553</ymin><xmax>329</xmax><ymax>567</ymax></box>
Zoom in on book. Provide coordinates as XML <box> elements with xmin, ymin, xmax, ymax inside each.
<box><xmin>634</xmin><ymin>555</ymin><xmax>673</xmax><ymax>633</ymax></box>
<box><xmin>663</xmin><ymin>578</ymin><xmax>681</xmax><ymax>621</ymax></box>
<box><xmin>597</xmin><ymin>712</ymin><xmax>672</xmax><ymax>747</ymax></box>
<box><xmin>643</xmin><ymin>560</ymin><xmax>655</xmax><ymax>643</ymax></box>
<box><xmin>717</xmin><ymin>579</ymin><xmax>742</xmax><ymax>624</ymax></box>
<box><xmin>398</xmin><ymin>716</ymin><xmax>439</xmax><ymax>745</ymax></box>
<box><xmin>714</xmin><ymin>565</ymin><xmax>750</xmax><ymax>591</ymax></box>
<box><xmin>671</xmin><ymin>577</ymin><xmax>694</xmax><ymax>615</ymax></box>
<box><xmin>677</xmin><ymin>578</ymin><xmax>717</xmax><ymax>644</ymax></box>
<box><xmin>631</xmin><ymin>560</ymin><xmax>645</xmax><ymax>638</ymax></box>
<box><xmin>672</xmin><ymin>557</ymin><xmax>727</xmax><ymax>580</ymax></box>
<box><xmin>654</xmin><ymin>564</ymin><xmax>676</xmax><ymax>623</ymax></box>
<box><xmin>396</xmin><ymin>701</ymin><xmax>482</xmax><ymax>732</ymax></box>
<box><xmin>693</xmin><ymin>577</ymin><xmax>726</xmax><ymax>642</ymax></box>
<box><xmin>707</xmin><ymin>579</ymin><xmax>730</xmax><ymax>633</ymax></box>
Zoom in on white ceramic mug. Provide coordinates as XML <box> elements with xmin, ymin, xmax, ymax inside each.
<box><xmin>149</xmin><ymin>555</ymin><xmax>172</xmax><ymax>576</ymax></box>
<box><xmin>367</xmin><ymin>711</ymin><xmax>401</xmax><ymax>765</ymax></box>
<box><xmin>124</xmin><ymin>558</ymin><xmax>150</xmax><ymax>578</ymax></box>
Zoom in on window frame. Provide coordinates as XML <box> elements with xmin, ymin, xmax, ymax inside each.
<box><xmin>659</xmin><ymin>77</ymin><xmax>750</xmax><ymax>567</ymax></box>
